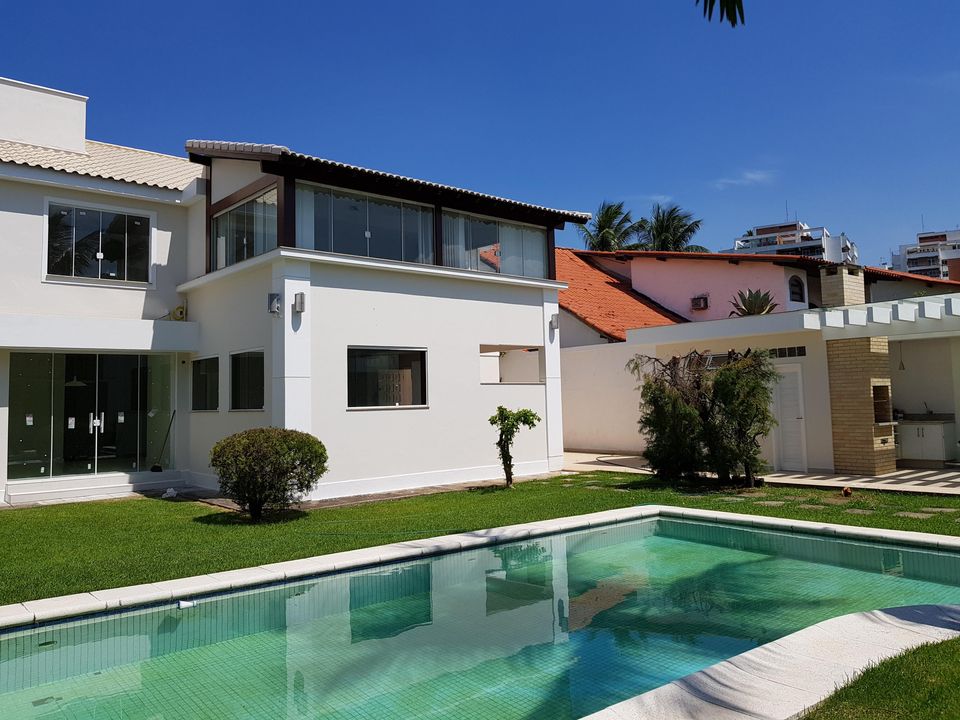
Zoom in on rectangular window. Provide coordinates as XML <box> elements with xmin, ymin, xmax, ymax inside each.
<box><xmin>295</xmin><ymin>182</ymin><xmax>434</xmax><ymax>265</ymax></box>
<box><xmin>442</xmin><ymin>210</ymin><xmax>547</xmax><ymax>279</ymax></box>
<box><xmin>192</xmin><ymin>357</ymin><xmax>219</xmax><ymax>411</ymax></box>
<box><xmin>347</xmin><ymin>348</ymin><xmax>426</xmax><ymax>408</ymax></box>
<box><xmin>231</xmin><ymin>351</ymin><xmax>264</xmax><ymax>410</ymax></box>
<box><xmin>211</xmin><ymin>188</ymin><xmax>277</xmax><ymax>270</ymax></box>
<box><xmin>48</xmin><ymin>203</ymin><xmax>151</xmax><ymax>282</ymax></box>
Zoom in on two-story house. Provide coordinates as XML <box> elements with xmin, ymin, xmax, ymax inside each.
<box><xmin>0</xmin><ymin>77</ymin><xmax>587</xmax><ymax>504</ymax></box>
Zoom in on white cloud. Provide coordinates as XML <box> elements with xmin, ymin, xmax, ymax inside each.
<box><xmin>641</xmin><ymin>193</ymin><xmax>673</xmax><ymax>204</ymax></box>
<box><xmin>711</xmin><ymin>169</ymin><xmax>776</xmax><ymax>191</ymax></box>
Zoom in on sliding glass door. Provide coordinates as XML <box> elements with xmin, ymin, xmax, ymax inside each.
<box><xmin>7</xmin><ymin>353</ymin><xmax>173</xmax><ymax>480</ymax></box>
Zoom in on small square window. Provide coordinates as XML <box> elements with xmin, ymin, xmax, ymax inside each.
<box><xmin>348</xmin><ymin>348</ymin><xmax>426</xmax><ymax>407</ymax></box>
<box><xmin>231</xmin><ymin>352</ymin><xmax>264</xmax><ymax>410</ymax></box>
<box><xmin>192</xmin><ymin>357</ymin><xmax>219</xmax><ymax>411</ymax></box>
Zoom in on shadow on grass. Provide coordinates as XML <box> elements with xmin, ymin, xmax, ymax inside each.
<box><xmin>611</xmin><ymin>474</ymin><xmax>757</xmax><ymax>495</ymax></box>
<box><xmin>468</xmin><ymin>485</ymin><xmax>512</xmax><ymax>495</ymax></box>
<box><xmin>193</xmin><ymin>509</ymin><xmax>309</xmax><ymax>526</ymax></box>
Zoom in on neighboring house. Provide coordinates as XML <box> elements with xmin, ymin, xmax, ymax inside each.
<box><xmin>890</xmin><ymin>229</ymin><xmax>960</xmax><ymax>280</ymax></box>
<box><xmin>0</xmin><ymin>76</ymin><xmax>588</xmax><ymax>504</ymax></box>
<box><xmin>557</xmin><ymin>246</ymin><xmax>960</xmax><ymax>455</ymax></box>
<box><xmin>624</xmin><ymin>267</ymin><xmax>960</xmax><ymax>477</ymax></box>
<box><xmin>725</xmin><ymin>220</ymin><xmax>858</xmax><ymax>264</ymax></box>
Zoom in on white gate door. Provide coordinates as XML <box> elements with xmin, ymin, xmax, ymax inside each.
<box><xmin>775</xmin><ymin>366</ymin><xmax>807</xmax><ymax>472</ymax></box>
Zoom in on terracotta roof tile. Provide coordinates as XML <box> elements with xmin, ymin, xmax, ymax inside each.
<box><xmin>0</xmin><ymin>139</ymin><xmax>203</xmax><ymax>191</ymax></box>
<box><xmin>555</xmin><ymin>248</ymin><xmax>684</xmax><ymax>341</ymax></box>
<box><xmin>863</xmin><ymin>266</ymin><xmax>960</xmax><ymax>286</ymax></box>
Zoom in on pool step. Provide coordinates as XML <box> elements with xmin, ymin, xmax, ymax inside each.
<box><xmin>4</xmin><ymin>471</ymin><xmax>186</xmax><ymax>505</ymax></box>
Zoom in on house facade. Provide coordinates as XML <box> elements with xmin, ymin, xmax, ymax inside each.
<box><xmin>0</xmin><ymin>77</ymin><xmax>586</xmax><ymax>504</ymax></box>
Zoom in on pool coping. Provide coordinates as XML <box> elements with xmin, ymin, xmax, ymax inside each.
<box><xmin>3</xmin><ymin>505</ymin><xmax>960</xmax><ymax>718</ymax></box>
<box><xmin>5</xmin><ymin>504</ymin><xmax>960</xmax><ymax>630</ymax></box>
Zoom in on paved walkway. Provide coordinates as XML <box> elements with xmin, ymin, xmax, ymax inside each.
<box><xmin>766</xmin><ymin>468</ymin><xmax>960</xmax><ymax>495</ymax></box>
<box><xmin>563</xmin><ymin>452</ymin><xmax>647</xmax><ymax>474</ymax></box>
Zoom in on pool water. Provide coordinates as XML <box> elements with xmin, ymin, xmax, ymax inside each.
<box><xmin>4</xmin><ymin>517</ymin><xmax>960</xmax><ymax>719</ymax></box>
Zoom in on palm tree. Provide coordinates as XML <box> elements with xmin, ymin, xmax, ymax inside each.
<box><xmin>697</xmin><ymin>0</ymin><xmax>744</xmax><ymax>27</ymax></box>
<box><xmin>577</xmin><ymin>201</ymin><xmax>646</xmax><ymax>251</ymax></box>
<box><xmin>635</xmin><ymin>203</ymin><xmax>708</xmax><ymax>252</ymax></box>
<box><xmin>729</xmin><ymin>289</ymin><xmax>779</xmax><ymax>317</ymax></box>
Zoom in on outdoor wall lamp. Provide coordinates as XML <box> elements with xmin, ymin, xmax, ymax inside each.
<box><xmin>294</xmin><ymin>292</ymin><xmax>306</xmax><ymax>313</ymax></box>
<box><xmin>549</xmin><ymin>313</ymin><xmax>559</xmax><ymax>330</ymax></box>
<box><xmin>267</xmin><ymin>293</ymin><xmax>282</xmax><ymax>315</ymax></box>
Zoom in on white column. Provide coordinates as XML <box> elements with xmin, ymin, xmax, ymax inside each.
<box><xmin>271</xmin><ymin>260</ymin><xmax>313</xmax><ymax>433</ymax></box>
<box><xmin>0</xmin><ymin>350</ymin><xmax>8</xmax><ymax>502</ymax></box>
<box><xmin>542</xmin><ymin>288</ymin><xmax>564</xmax><ymax>471</ymax></box>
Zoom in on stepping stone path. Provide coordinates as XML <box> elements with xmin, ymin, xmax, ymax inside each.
<box><xmin>844</xmin><ymin>509</ymin><xmax>874</xmax><ymax>515</ymax></box>
<box><xmin>921</xmin><ymin>507</ymin><xmax>958</xmax><ymax>513</ymax></box>
<box><xmin>778</xmin><ymin>495</ymin><xmax>805</xmax><ymax>500</ymax></box>
<box><xmin>737</xmin><ymin>492</ymin><xmax>768</xmax><ymax>498</ymax></box>
<box><xmin>718</xmin><ymin>497</ymin><xmax>746</xmax><ymax>502</ymax></box>
<box><xmin>754</xmin><ymin>501</ymin><xmax>785</xmax><ymax>507</ymax></box>
<box><xmin>823</xmin><ymin>497</ymin><xmax>852</xmax><ymax>505</ymax></box>
<box><xmin>799</xmin><ymin>504</ymin><xmax>827</xmax><ymax>510</ymax></box>
<box><xmin>895</xmin><ymin>512</ymin><xmax>934</xmax><ymax>519</ymax></box>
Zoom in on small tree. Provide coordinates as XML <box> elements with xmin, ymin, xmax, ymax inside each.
<box><xmin>210</xmin><ymin>427</ymin><xmax>328</xmax><ymax>522</ymax></box>
<box><xmin>489</xmin><ymin>406</ymin><xmax>541</xmax><ymax>487</ymax></box>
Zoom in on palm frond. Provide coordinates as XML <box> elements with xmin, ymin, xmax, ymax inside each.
<box><xmin>697</xmin><ymin>0</ymin><xmax>744</xmax><ymax>27</ymax></box>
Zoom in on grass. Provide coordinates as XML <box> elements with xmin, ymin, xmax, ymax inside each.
<box><xmin>3</xmin><ymin>471</ymin><xmax>960</xmax><ymax>605</ymax></box>
<box><xmin>802</xmin><ymin>637</ymin><xmax>960</xmax><ymax>719</ymax></box>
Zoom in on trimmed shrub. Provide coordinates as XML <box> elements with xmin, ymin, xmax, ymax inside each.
<box><xmin>209</xmin><ymin>428</ymin><xmax>328</xmax><ymax>522</ymax></box>
<box><xmin>489</xmin><ymin>406</ymin><xmax>541</xmax><ymax>487</ymax></box>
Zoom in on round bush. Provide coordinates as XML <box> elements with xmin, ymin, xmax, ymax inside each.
<box><xmin>209</xmin><ymin>428</ymin><xmax>328</xmax><ymax>521</ymax></box>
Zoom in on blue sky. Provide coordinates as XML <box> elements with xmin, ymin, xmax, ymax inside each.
<box><xmin>3</xmin><ymin>1</ymin><xmax>958</xmax><ymax>264</ymax></box>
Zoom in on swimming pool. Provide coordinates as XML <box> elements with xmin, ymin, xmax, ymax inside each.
<box><xmin>3</xmin><ymin>514</ymin><xmax>960</xmax><ymax>719</ymax></box>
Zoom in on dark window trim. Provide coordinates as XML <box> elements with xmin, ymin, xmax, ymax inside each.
<box><xmin>191</xmin><ymin>355</ymin><xmax>220</xmax><ymax>412</ymax></box>
<box><xmin>346</xmin><ymin>346</ymin><xmax>428</xmax><ymax>410</ymax></box>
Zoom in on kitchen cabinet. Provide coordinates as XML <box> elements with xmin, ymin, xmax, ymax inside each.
<box><xmin>898</xmin><ymin>422</ymin><xmax>956</xmax><ymax>462</ymax></box>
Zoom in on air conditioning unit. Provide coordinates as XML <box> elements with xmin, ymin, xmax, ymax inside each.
<box><xmin>691</xmin><ymin>295</ymin><xmax>709</xmax><ymax>311</ymax></box>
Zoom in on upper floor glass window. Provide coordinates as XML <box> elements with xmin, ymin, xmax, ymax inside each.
<box><xmin>442</xmin><ymin>211</ymin><xmax>547</xmax><ymax>279</ymax></box>
<box><xmin>211</xmin><ymin>188</ymin><xmax>277</xmax><ymax>270</ymax></box>
<box><xmin>47</xmin><ymin>204</ymin><xmax>150</xmax><ymax>282</ymax></box>
<box><xmin>295</xmin><ymin>183</ymin><xmax>434</xmax><ymax>265</ymax></box>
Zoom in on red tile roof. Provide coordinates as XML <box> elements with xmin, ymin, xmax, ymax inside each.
<box><xmin>575</xmin><ymin>249</ymin><xmax>832</xmax><ymax>269</ymax></box>
<box><xmin>555</xmin><ymin>248</ymin><xmax>685</xmax><ymax>341</ymax></box>
<box><xmin>863</xmin><ymin>266</ymin><xmax>960</xmax><ymax>287</ymax></box>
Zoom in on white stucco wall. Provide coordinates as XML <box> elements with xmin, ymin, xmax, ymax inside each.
<box><xmin>889</xmin><ymin>338</ymin><xmax>958</xmax><ymax>416</ymax></box>
<box><xmin>0</xmin><ymin>78</ymin><xmax>86</xmax><ymax>153</ymax></box>
<box><xmin>559</xmin><ymin>309</ymin><xmax>610</xmax><ymax>347</ymax></box>
<box><xmin>180</xmin><ymin>265</ymin><xmax>274</xmax><ymax>485</ymax></box>
<box><xmin>628</xmin><ymin>259</ymin><xmax>809</xmax><ymax>320</ymax></box>
<box><xmin>0</xmin><ymin>179</ymin><xmax>190</xmax><ymax>321</ymax></box>
<box><xmin>307</xmin><ymin>261</ymin><xmax>555</xmax><ymax>497</ymax></box>
<box><xmin>560</xmin><ymin>342</ymin><xmax>648</xmax><ymax>454</ymax></box>
<box><xmin>210</xmin><ymin>159</ymin><xmax>267</xmax><ymax>204</ymax></box>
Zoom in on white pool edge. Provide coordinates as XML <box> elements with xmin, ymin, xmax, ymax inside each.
<box><xmin>3</xmin><ymin>504</ymin><xmax>960</xmax><ymax>719</ymax></box>
<box><xmin>4</xmin><ymin>504</ymin><xmax>960</xmax><ymax>630</ymax></box>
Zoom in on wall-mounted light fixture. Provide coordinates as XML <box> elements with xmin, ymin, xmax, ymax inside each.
<box><xmin>267</xmin><ymin>293</ymin><xmax>282</xmax><ymax>315</ymax></box>
<box><xmin>293</xmin><ymin>292</ymin><xmax>306</xmax><ymax>313</ymax></box>
<box><xmin>549</xmin><ymin>313</ymin><xmax>560</xmax><ymax>330</ymax></box>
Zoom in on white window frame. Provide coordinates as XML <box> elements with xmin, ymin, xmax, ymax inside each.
<box><xmin>345</xmin><ymin>345</ymin><xmax>429</xmax><ymax>411</ymax></box>
<box><xmin>228</xmin><ymin>348</ymin><xmax>266</xmax><ymax>412</ymax></box>
<box><xmin>41</xmin><ymin>196</ymin><xmax>158</xmax><ymax>289</ymax></box>
<box><xmin>190</xmin><ymin>354</ymin><xmax>221</xmax><ymax>412</ymax></box>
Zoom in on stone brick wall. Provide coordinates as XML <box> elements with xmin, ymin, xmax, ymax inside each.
<box><xmin>820</xmin><ymin>265</ymin><xmax>866</xmax><ymax>307</ymax></box>
<box><xmin>826</xmin><ymin>336</ymin><xmax>897</xmax><ymax>476</ymax></box>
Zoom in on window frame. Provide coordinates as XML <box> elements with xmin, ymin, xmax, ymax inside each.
<box><xmin>191</xmin><ymin>355</ymin><xmax>220</xmax><ymax>412</ymax></box>
<box><xmin>210</xmin><ymin>186</ymin><xmax>279</xmax><ymax>271</ymax></box>
<box><xmin>42</xmin><ymin>197</ymin><xmax>157</xmax><ymax>288</ymax></box>
<box><xmin>229</xmin><ymin>348</ymin><xmax>265</xmax><ymax>411</ymax></box>
<box><xmin>788</xmin><ymin>275</ymin><xmax>806</xmax><ymax>303</ymax></box>
<box><xmin>345</xmin><ymin>346</ymin><xmax>429</xmax><ymax>411</ymax></box>
<box><xmin>440</xmin><ymin>208</ymin><xmax>548</xmax><ymax>279</ymax></box>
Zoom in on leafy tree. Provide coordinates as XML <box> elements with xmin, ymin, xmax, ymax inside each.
<box><xmin>210</xmin><ymin>427</ymin><xmax>328</xmax><ymax>522</ymax></box>
<box><xmin>697</xmin><ymin>0</ymin><xmax>744</xmax><ymax>27</ymax></box>
<box><xmin>635</xmin><ymin>203</ymin><xmax>709</xmax><ymax>253</ymax></box>
<box><xmin>489</xmin><ymin>406</ymin><xmax>541</xmax><ymax>487</ymax></box>
<box><xmin>627</xmin><ymin>349</ymin><xmax>778</xmax><ymax>487</ymax></box>
<box><xmin>729</xmin><ymin>289</ymin><xmax>779</xmax><ymax>316</ymax></box>
<box><xmin>577</xmin><ymin>201</ymin><xmax>645</xmax><ymax>251</ymax></box>
<box><xmin>710</xmin><ymin>352</ymin><xmax>779</xmax><ymax>487</ymax></box>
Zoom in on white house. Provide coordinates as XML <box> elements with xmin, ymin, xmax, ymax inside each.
<box><xmin>0</xmin><ymin>77</ymin><xmax>588</xmax><ymax>504</ymax></box>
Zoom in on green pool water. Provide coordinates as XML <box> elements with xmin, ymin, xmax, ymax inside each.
<box><xmin>4</xmin><ymin>517</ymin><xmax>960</xmax><ymax>719</ymax></box>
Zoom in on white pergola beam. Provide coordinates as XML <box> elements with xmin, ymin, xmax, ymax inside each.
<box><xmin>892</xmin><ymin>303</ymin><xmax>917</xmax><ymax>322</ymax></box>
<box><xmin>868</xmin><ymin>306</ymin><xmax>892</xmax><ymax>324</ymax></box>
<box><xmin>845</xmin><ymin>308</ymin><xmax>868</xmax><ymax>326</ymax></box>
<box><xmin>823</xmin><ymin>310</ymin><xmax>845</xmax><ymax>328</ymax></box>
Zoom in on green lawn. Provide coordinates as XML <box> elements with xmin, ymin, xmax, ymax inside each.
<box><xmin>3</xmin><ymin>471</ymin><xmax>960</xmax><ymax>606</ymax></box>
<box><xmin>802</xmin><ymin>637</ymin><xmax>960</xmax><ymax>719</ymax></box>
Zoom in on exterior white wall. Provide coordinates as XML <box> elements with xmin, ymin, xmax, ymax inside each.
<box><xmin>559</xmin><ymin>309</ymin><xmax>610</xmax><ymax>347</ymax></box>
<box><xmin>180</xmin><ymin>265</ymin><xmax>274</xmax><ymax>486</ymax></box>
<box><xmin>653</xmin><ymin>331</ymin><xmax>833</xmax><ymax>472</ymax></box>
<box><xmin>0</xmin><ymin>350</ymin><xmax>8</xmax><ymax>500</ymax></box>
<box><xmin>0</xmin><ymin>179</ymin><xmax>189</xmax><ymax>321</ymax></box>
<box><xmin>307</xmin><ymin>262</ymin><xmax>554</xmax><ymax>497</ymax></box>
<box><xmin>209</xmin><ymin>159</ymin><xmax>267</xmax><ymax>203</ymax></box>
<box><xmin>560</xmin><ymin>342</ymin><xmax>648</xmax><ymax>454</ymax></box>
<box><xmin>628</xmin><ymin>259</ymin><xmax>808</xmax><ymax>320</ymax></box>
<box><xmin>890</xmin><ymin>338</ymin><xmax>957</xmax><ymax>416</ymax></box>
<box><xmin>0</xmin><ymin>78</ymin><xmax>86</xmax><ymax>152</ymax></box>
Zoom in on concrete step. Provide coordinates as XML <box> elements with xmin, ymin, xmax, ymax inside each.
<box><xmin>5</xmin><ymin>471</ymin><xmax>185</xmax><ymax>505</ymax></box>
